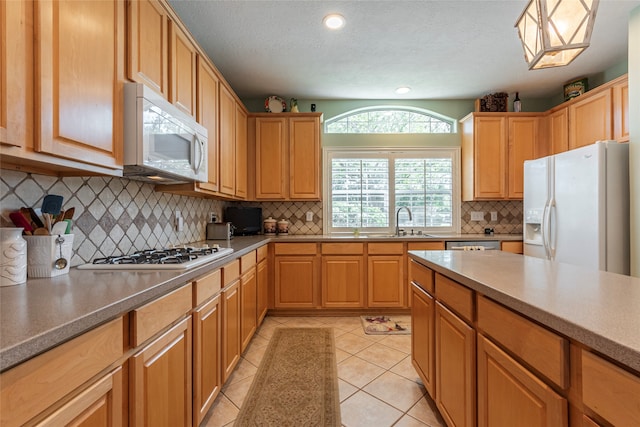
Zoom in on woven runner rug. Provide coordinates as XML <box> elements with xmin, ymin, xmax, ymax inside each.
<box><xmin>235</xmin><ymin>327</ymin><xmax>341</xmax><ymax>426</ymax></box>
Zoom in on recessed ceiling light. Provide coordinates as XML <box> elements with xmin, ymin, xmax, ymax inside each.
<box><xmin>395</xmin><ymin>87</ymin><xmax>411</xmax><ymax>94</ymax></box>
<box><xmin>323</xmin><ymin>14</ymin><xmax>345</xmax><ymax>30</ymax></box>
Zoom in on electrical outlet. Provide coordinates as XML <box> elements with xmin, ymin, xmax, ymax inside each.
<box><xmin>470</xmin><ymin>211</ymin><xmax>484</xmax><ymax>221</ymax></box>
<box><xmin>490</xmin><ymin>211</ymin><xmax>498</xmax><ymax>221</ymax></box>
<box><xmin>306</xmin><ymin>211</ymin><xmax>314</xmax><ymax>222</ymax></box>
<box><xmin>209</xmin><ymin>212</ymin><xmax>218</xmax><ymax>223</ymax></box>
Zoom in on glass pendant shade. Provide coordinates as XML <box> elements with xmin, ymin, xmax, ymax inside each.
<box><xmin>515</xmin><ymin>0</ymin><xmax>599</xmax><ymax>70</ymax></box>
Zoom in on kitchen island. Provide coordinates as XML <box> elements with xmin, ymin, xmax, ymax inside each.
<box><xmin>409</xmin><ymin>249</ymin><xmax>640</xmax><ymax>426</ymax></box>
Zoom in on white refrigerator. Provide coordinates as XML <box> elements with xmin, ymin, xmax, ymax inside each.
<box><xmin>523</xmin><ymin>141</ymin><xmax>630</xmax><ymax>275</ymax></box>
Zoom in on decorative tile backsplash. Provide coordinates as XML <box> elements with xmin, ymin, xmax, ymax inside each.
<box><xmin>461</xmin><ymin>200</ymin><xmax>523</xmax><ymax>234</ymax></box>
<box><xmin>0</xmin><ymin>171</ymin><xmax>224</xmax><ymax>267</ymax></box>
<box><xmin>1</xmin><ymin>171</ymin><xmax>522</xmax><ymax>267</ymax></box>
<box><xmin>229</xmin><ymin>201</ymin><xmax>324</xmax><ymax>235</ymax></box>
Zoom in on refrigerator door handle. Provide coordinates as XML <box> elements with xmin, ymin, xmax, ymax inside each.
<box><xmin>542</xmin><ymin>200</ymin><xmax>551</xmax><ymax>259</ymax></box>
<box><xmin>548</xmin><ymin>199</ymin><xmax>557</xmax><ymax>260</ymax></box>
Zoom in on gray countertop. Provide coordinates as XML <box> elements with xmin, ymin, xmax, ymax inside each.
<box><xmin>0</xmin><ymin>236</ymin><xmax>268</xmax><ymax>372</ymax></box>
<box><xmin>408</xmin><ymin>250</ymin><xmax>640</xmax><ymax>373</ymax></box>
<box><xmin>0</xmin><ymin>233</ymin><xmax>521</xmax><ymax>372</ymax></box>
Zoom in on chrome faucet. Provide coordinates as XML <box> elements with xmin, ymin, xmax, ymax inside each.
<box><xmin>395</xmin><ymin>206</ymin><xmax>413</xmax><ymax>236</ymax></box>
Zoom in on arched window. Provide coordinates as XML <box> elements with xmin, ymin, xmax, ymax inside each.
<box><xmin>325</xmin><ymin>106</ymin><xmax>455</xmax><ymax>134</ymax></box>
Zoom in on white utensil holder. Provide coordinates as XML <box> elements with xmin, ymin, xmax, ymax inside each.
<box><xmin>24</xmin><ymin>234</ymin><xmax>74</xmax><ymax>278</ymax></box>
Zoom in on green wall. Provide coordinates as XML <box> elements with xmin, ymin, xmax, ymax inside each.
<box><xmin>241</xmin><ymin>59</ymin><xmax>629</xmax><ymax>149</ymax></box>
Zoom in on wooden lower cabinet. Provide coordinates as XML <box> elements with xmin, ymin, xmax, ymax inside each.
<box><xmin>0</xmin><ymin>318</ymin><xmax>124</xmax><ymax>427</ymax></box>
<box><xmin>36</xmin><ymin>367</ymin><xmax>123</xmax><ymax>427</ymax></box>
<box><xmin>274</xmin><ymin>255</ymin><xmax>318</xmax><ymax>308</ymax></box>
<box><xmin>322</xmin><ymin>255</ymin><xmax>365</xmax><ymax>308</ymax></box>
<box><xmin>368</xmin><ymin>255</ymin><xmax>404</xmax><ymax>307</ymax></box>
<box><xmin>477</xmin><ymin>335</ymin><xmax>567</xmax><ymax>427</ymax></box>
<box><xmin>193</xmin><ymin>294</ymin><xmax>221</xmax><ymax>427</ymax></box>
<box><xmin>411</xmin><ymin>283</ymin><xmax>435</xmax><ymax>397</ymax></box>
<box><xmin>221</xmin><ymin>280</ymin><xmax>241</xmax><ymax>382</ymax></box>
<box><xmin>256</xmin><ymin>257</ymin><xmax>268</xmax><ymax>324</ymax></box>
<box><xmin>435</xmin><ymin>301</ymin><xmax>476</xmax><ymax>427</ymax></box>
<box><xmin>130</xmin><ymin>317</ymin><xmax>192</xmax><ymax>427</ymax></box>
<box><xmin>240</xmin><ymin>267</ymin><xmax>257</xmax><ymax>351</ymax></box>
<box><xmin>581</xmin><ymin>349</ymin><xmax>640</xmax><ymax>426</ymax></box>
<box><xmin>500</xmin><ymin>240</ymin><xmax>523</xmax><ymax>254</ymax></box>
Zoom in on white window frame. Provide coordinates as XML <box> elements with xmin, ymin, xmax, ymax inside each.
<box><xmin>323</xmin><ymin>147</ymin><xmax>461</xmax><ymax>236</ymax></box>
<box><xmin>324</xmin><ymin>105</ymin><xmax>457</xmax><ymax>134</ymax></box>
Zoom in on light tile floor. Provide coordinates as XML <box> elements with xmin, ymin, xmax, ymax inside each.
<box><xmin>201</xmin><ymin>316</ymin><xmax>445</xmax><ymax>427</ymax></box>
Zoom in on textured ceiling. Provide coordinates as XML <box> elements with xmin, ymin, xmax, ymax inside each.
<box><xmin>168</xmin><ymin>0</ymin><xmax>639</xmax><ymax>100</ymax></box>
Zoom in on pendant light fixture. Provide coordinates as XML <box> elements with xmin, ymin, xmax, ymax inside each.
<box><xmin>515</xmin><ymin>0</ymin><xmax>599</xmax><ymax>70</ymax></box>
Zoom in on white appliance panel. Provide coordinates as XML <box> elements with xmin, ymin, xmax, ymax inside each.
<box><xmin>523</xmin><ymin>141</ymin><xmax>630</xmax><ymax>275</ymax></box>
<box><xmin>523</xmin><ymin>157</ymin><xmax>549</xmax><ymax>256</ymax></box>
<box><xmin>552</xmin><ymin>144</ymin><xmax>605</xmax><ymax>270</ymax></box>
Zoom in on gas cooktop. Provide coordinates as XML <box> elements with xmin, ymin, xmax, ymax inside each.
<box><xmin>77</xmin><ymin>245</ymin><xmax>234</xmax><ymax>270</ymax></box>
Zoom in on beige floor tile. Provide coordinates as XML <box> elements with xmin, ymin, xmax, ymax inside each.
<box><xmin>335</xmin><ymin>332</ymin><xmax>375</xmax><ymax>354</ymax></box>
<box><xmin>260</xmin><ymin>316</ymin><xmax>287</xmax><ymax>325</ymax></box>
<box><xmin>340</xmin><ymin>391</ymin><xmax>403</xmax><ymax>427</ymax></box>
<box><xmin>242</xmin><ymin>342</ymin><xmax>268</xmax><ymax>367</ymax></box>
<box><xmin>338</xmin><ymin>379</ymin><xmax>358</xmax><ymax>402</ymax></box>
<box><xmin>378</xmin><ymin>334</ymin><xmax>412</xmax><ymax>354</ymax></box>
<box><xmin>255</xmin><ymin>323</ymin><xmax>279</xmax><ymax>340</ymax></box>
<box><xmin>363</xmin><ymin>371</ymin><xmax>426</xmax><ymax>412</ymax></box>
<box><xmin>200</xmin><ymin>394</ymin><xmax>239</xmax><ymax>427</ymax></box>
<box><xmin>332</xmin><ymin>327</ymin><xmax>350</xmax><ymax>338</ymax></box>
<box><xmin>338</xmin><ymin>355</ymin><xmax>386</xmax><ymax>388</ymax></box>
<box><xmin>355</xmin><ymin>342</ymin><xmax>408</xmax><ymax>369</ymax></box>
<box><xmin>335</xmin><ymin>348</ymin><xmax>352</xmax><ymax>363</ymax></box>
<box><xmin>349</xmin><ymin>326</ymin><xmax>388</xmax><ymax>342</ymax></box>
<box><xmin>201</xmin><ymin>315</ymin><xmax>446</xmax><ymax>427</ymax></box>
<box><xmin>242</xmin><ymin>333</ymin><xmax>269</xmax><ymax>351</ymax></box>
<box><xmin>221</xmin><ymin>375</ymin><xmax>254</xmax><ymax>408</ymax></box>
<box><xmin>407</xmin><ymin>395</ymin><xmax>445</xmax><ymax>427</ymax></box>
<box><xmin>223</xmin><ymin>357</ymin><xmax>258</xmax><ymax>385</ymax></box>
<box><xmin>394</xmin><ymin>414</ymin><xmax>431</xmax><ymax>427</ymax></box>
<box><xmin>318</xmin><ymin>316</ymin><xmax>362</xmax><ymax>330</ymax></box>
<box><xmin>390</xmin><ymin>355</ymin><xmax>423</xmax><ymax>383</ymax></box>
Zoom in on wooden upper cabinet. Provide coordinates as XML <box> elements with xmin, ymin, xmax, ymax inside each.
<box><xmin>169</xmin><ymin>21</ymin><xmax>197</xmax><ymax>117</ymax></box>
<box><xmin>254</xmin><ymin>113</ymin><xmax>322</xmax><ymax>201</ymax></box>
<box><xmin>218</xmin><ymin>85</ymin><xmax>236</xmax><ymax>196</ymax></box>
<box><xmin>289</xmin><ymin>116</ymin><xmax>321</xmax><ymax>199</ymax></box>
<box><xmin>548</xmin><ymin>107</ymin><xmax>569</xmax><ymax>155</ymax></box>
<box><xmin>36</xmin><ymin>0</ymin><xmax>124</xmax><ymax>170</ymax></box>
<box><xmin>196</xmin><ymin>57</ymin><xmax>220</xmax><ymax>193</ymax></box>
<box><xmin>462</xmin><ymin>113</ymin><xmax>541</xmax><ymax>201</ymax></box>
<box><xmin>475</xmin><ymin>116</ymin><xmax>507</xmax><ymax>199</ymax></box>
<box><xmin>255</xmin><ymin>117</ymin><xmax>288</xmax><ymax>199</ymax></box>
<box><xmin>462</xmin><ymin>114</ymin><xmax>507</xmax><ymax>200</ymax></box>
<box><xmin>568</xmin><ymin>89</ymin><xmax>612</xmax><ymax>150</ymax></box>
<box><xmin>127</xmin><ymin>0</ymin><xmax>169</xmax><ymax>98</ymax></box>
<box><xmin>128</xmin><ymin>0</ymin><xmax>197</xmax><ymax>117</ymax></box>
<box><xmin>507</xmin><ymin>117</ymin><xmax>538</xmax><ymax>199</ymax></box>
<box><xmin>613</xmin><ymin>77</ymin><xmax>629</xmax><ymax>142</ymax></box>
<box><xmin>235</xmin><ymin>105</ymin><xmax>248</xmax><ymax>199</ymax></box>
<box><xmin>0</xmin><ymin>0</ymin><xmax>33</xmax><ymax>150</ymax></box>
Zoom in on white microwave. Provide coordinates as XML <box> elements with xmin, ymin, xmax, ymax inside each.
<box><xmin>123</xmin><ymin>83</ymin><xmax>208</xmax><ymax>184</ymax></box>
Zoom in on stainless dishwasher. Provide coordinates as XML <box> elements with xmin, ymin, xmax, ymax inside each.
<box><xmin>445</xmin><ymin>240</ymin><xmax>500</xmax><ymax>250</ymax></box>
